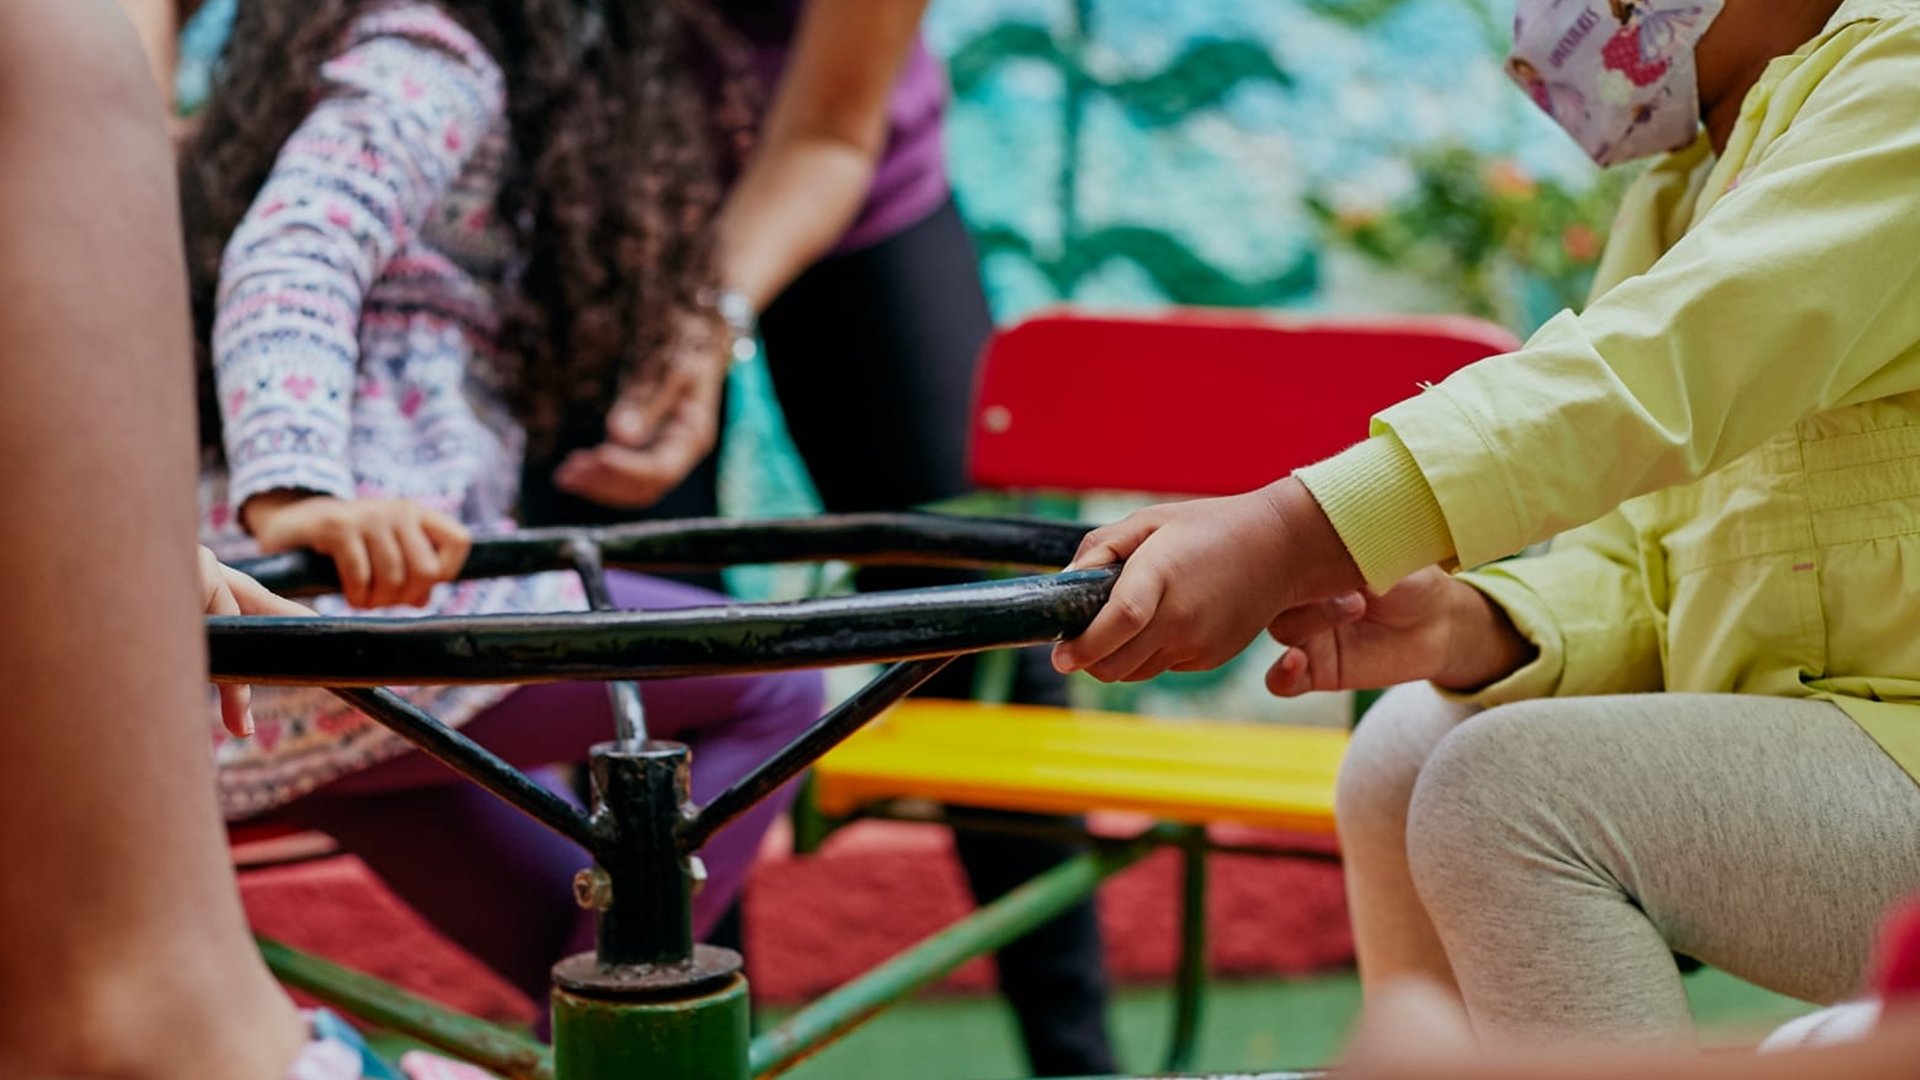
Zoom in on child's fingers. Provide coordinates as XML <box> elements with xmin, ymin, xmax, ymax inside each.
<box><xmin>198</xmin><ymin>546</ymin><xmax>230</xmax><ymax>612</ymax></box>
<box><xmin>1264</xmin><ymin>646</ymin><xmax>1314</xmax><ymax>698</ymax></box>
<box><xmin>396</xmin><ymin>519</ymin><xmax>441</xmax><ymax>607</ymax></box>
<box><xmin>1053</xmin><ymin>563</ymin><xmax>1165</xmax><ymax>674</ymax></box>
<box><xmin>220</xmin><ymin>565</ymin><xmax>312</xmax><ymax>618</ymax></box>
<box><xmin>420</xmin><ymin>512</ymin><xmax>472</xmax><ymax>580</ymax></box>
<box><xmin>1084</xmin><ymin>631</ymin><xmax>1167</xmax><ymax>683</ymax></box>
<box><xmin>322</xmin><ymin>531</ymin><xmax>374</xmax><ymax>608</ymax></box>
<box><xmin>1117</xmin><ymin>646</ymin><xmax>1183</xmax><ymax>684</ymax></box>
<box><xmin>1065</xmin><ymin>510</ymin><xmax>1166</xmax><ymax>571</ymax></box>
<box><xmin>1267</xmin><ymin>593</ymin><xmax>1366</xmax><ymax>646</ymax></box>
<box><xmin>361</xmin><ymin>524</ymin><xmax>407</xmax><ymax>609</ymax></box>
<box><xmin>217</xmin><ymin>683</ymin><xmax>254</xmax><ymax>739</ymax></box>
<box><xmin>200</xmin><ymin>564</ymin><xmax>256</xmax><ymax>738</ymax></box>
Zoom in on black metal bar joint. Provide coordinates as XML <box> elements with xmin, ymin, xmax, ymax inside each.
<box><xmin>552</xmin><ymin>740</ymin><xmax>742</xmax><ymax>1001</ymax></box>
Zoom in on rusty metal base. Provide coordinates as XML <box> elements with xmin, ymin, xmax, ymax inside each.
<box><xmin>551</xmin><ymin>944</ymin><xmax>743</xmax><ymax>1002</ymax></box>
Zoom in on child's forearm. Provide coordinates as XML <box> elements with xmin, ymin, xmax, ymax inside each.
<box><xmin>1266</xmin><ymin>475</ymin><xmax>1369</xmax><ymax>602</ymax></box>
<box><xmin>239</xmin><ymin>487</ymin><xmax>330</xmax><ymax>538</ymax></box>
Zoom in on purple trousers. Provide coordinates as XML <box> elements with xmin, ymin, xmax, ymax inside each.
<box><xmin>278</xmin><ymin>571</ymin><xmax>825</xmax><ymax>1004</ymax></box>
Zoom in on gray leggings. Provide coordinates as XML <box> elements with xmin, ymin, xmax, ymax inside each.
<box><xmin>1335</xmin><ymin>683</ymin><xmax>1920</xmax><ymax>1046</ymax></box>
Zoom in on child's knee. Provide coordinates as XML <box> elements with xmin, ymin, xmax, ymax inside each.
<box><xmin>1335</xmin><ymin>682</ymin><xmax>1469</xmax><ymax>845</ymax></box>
<box><xmin>1403</xmin><ymin>700</ymin><xmax>1562</xmax><ymax>896</ymax></box>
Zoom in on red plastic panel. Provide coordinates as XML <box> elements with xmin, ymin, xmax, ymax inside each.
<box><xmin>968</xmin><ymin>309</ymin><xmax>1521</xmax><ymax>497</ymax></box>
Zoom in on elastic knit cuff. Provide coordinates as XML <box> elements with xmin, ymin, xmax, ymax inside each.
<box><xmin>1294</xmin><ymin>433</ymin><xmax>1457</xmax><ymax>593</ymax></box>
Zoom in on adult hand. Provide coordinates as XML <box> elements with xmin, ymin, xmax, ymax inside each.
<box><xmin>553</xmin><ymin>311</ymin><xmax>729</xmax><ymax>510</ymax></box>
<box><xmin>1264</xmin><ymin>567</ymin><xmax>1535</xmax><ymax>696</ymax></box>
<box><xmin>1051</xmin><ymin>477</ymin><xmax>1364</xmax><ymax>682</ymax></box>
<box><xmin>244</xmin><ymin>492</ymin><xmax>471</xmax><ymax>610</ymax></box>
<box><xmin>199</xmin><ymin>545</ymin><xmax>311</xmax><ymax>738</ymax></box>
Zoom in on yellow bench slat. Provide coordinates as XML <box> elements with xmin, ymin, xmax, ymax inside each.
<box><xmin>812</xmin><ymin>700</ymin><xmax>1345</xmax><ymax>834</ymax></box>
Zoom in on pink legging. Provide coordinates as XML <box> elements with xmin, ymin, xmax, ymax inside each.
<box><xmin>276</xmin><ymin>571</ymin><xmax>825</xmax><ymax>1004</ymax></box>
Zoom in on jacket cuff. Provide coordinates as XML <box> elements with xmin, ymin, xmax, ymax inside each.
<box><xmin>1295</xmin><ymin>433</ymin><xmax>1457</xmax><ymax>593</ymax></box>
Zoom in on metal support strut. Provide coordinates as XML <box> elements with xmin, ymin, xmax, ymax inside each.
<box><xmin>561</xmin><ymin>534</ymin><xmax>647</xmax><ymax>748</ymax></box>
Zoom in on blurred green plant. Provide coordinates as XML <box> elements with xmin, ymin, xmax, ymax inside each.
<box><xmin>1306</xmin><ymin>148</ymin><xmax>1631</xmax><ymax>331</ymax></box>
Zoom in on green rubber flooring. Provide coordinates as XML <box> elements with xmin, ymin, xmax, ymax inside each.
<box><xmin>760</xmin><ymin>968</ymin><xmax>1816</xmax><ymax>1079</ymax></box>
<box><xmin>366</xmin><ymin>967</ymin><xmax>1814</xmax><ymax>1076</ymax></box>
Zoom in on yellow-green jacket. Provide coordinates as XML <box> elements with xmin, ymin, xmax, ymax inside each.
<box><xmin>1298</xmin><ymin>0</ymin><xmax>1920</xmax><ymax>779</ymax></box>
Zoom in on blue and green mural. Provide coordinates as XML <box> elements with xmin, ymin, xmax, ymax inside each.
<box><xmin>929</xmin><ymin>0</ymin><xmax>1621</xmax><ymax>326</ymax></box>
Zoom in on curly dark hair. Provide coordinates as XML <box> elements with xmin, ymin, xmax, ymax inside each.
<box><xmin>179</xmin><ymin>0</ymin><xmax>755</xmax><ymax>456</ymax></box>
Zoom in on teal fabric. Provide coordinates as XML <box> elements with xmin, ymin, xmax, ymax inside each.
<box><xmin>310</xmin><ymin>1009</ymin><xmax>404</xmax><ymax>1080</ymax></box>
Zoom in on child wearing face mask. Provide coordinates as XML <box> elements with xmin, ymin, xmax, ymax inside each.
<box><xmin>1051</xmin><ymin>0</ymin><xmax>1920</xmax><ymax>1049</ymax></box>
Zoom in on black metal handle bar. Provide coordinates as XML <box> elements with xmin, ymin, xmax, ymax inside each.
<box><xmin>232</xmin><ymin>513</ymin><xmax>1092</xmax><ymax>598</ymax></box>
<box><xmin>207</xmin><ymin>569</ymin><xmax>1116</xmax><ymax>686</ymax></box>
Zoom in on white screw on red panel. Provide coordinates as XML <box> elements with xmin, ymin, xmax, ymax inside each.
<box><xmin>982</xmin><ymin>405</ymin><xmax>1013</xmax><ymax>434</ymax></box>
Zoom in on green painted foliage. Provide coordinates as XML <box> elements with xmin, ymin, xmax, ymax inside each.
<box><xmin>948</xmin><ymin>22</ymin><xmax>1062</xmax><ymax>95</ymax></box>
<box><xmin>1297</xmin><ymin>0</ymin><xmax>1419</xmax><ymax>27</ymax></box>
<box><xmin>1100</xmin><ymin>39</ymin><xmax>1293</xmax><ymax>125</ymax></box>
<box><xmin>949</xmin><ymin>27</ymin><xmax>1290</xmax><ymax>126</ymax></box>
<box><xmin>974</xmin><ymin>224</ymin><xmax>1318</xmax><ymax>308</ymax></box>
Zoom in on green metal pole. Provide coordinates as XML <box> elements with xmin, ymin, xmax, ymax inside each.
<box><xmin>1164</xmin><ymin>829</ymin><xmax>1210</xmax><ymax>1071</ymax></box>
<box><xmin>750</xmin><ymin>831</ymin><xmax>1163</xmax><ymax>1077</ymax></box>
<box><xmin>551</xmin><ymin>975</ymin><xmax>750</xmax><ymax>1080</ymax></box>
<box><xmin>1352</xmin><ymin>688</ymin><xmax>1384</xmax><ymax>725</ymax></box>
<box><xmin>258</xmin><ymin>936</ymin><xmax>554</xmax><ymax>1080</ymax></box>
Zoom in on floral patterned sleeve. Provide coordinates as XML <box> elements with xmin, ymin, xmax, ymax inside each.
<box><xmin>212</xmin><ymin>6</ymin><xmax>505</xmax><ymax>514</ymax></box>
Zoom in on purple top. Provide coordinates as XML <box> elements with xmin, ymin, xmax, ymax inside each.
<box><xmin>724</xmin><ymin>0</ymin><xmax>951</xmax><ymax>252</ymax></box>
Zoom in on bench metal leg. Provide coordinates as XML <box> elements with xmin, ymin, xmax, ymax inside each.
<box><xmin>1164</xmin><ymin>826</ymin><xmax>1210</xmax><ymax>1072</ymax></box>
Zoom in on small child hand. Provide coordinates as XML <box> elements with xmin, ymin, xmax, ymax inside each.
<box><xmin>243</xmin><ymin>492</ymin><xmax>472</xmax><ymax>609</ymax></box>
<box><xmin>1265</xmin><ymin>567</ymin><xmax>1538</xmax><ymax>696</ymax></box>
<box><xmin>1052</xmin><ymin>477</ymin><xmax>1362</xmax><ymax>682</ymax></box>
<box><xmin>199</xmin><ymin>545</ymin><xmax>310</xmax><ymax>738</ymax></box>
<box><xmin>1265</xmin><ymin>569</ymin><xmax>1454</xmax><ymax>696</ymax></box>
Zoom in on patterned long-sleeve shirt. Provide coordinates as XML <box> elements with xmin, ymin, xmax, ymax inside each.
<box><xmin>200</xmin><ymin>4</ymin><xmax>582</xmax><ymax>818</ymax></box>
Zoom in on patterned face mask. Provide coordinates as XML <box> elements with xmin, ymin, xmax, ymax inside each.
<box><xmin>1506</xmin><ymin>0</ymin><xmax>1725</xmax><ymax>167</ymax></box>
